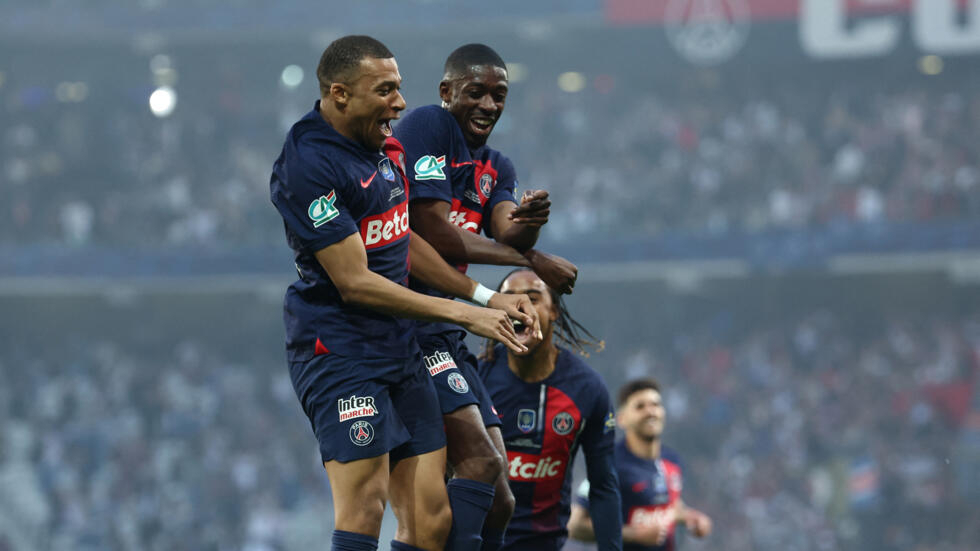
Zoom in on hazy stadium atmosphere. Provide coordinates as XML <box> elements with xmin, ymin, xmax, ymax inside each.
<box><xmin>2</xmin><ymin>1</ymin><xmax>979</xmax><ymax>550</ymax></box>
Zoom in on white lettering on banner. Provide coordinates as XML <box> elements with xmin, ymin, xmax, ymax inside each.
<box><xmin>800</xmin><ymin>0</ymin><xmax>899</xmax><ymax>59</ymax></box>
<box><xmin>507</xmin><ymin>454</ymin><xmax>563</xmax><ymax>481</ymax></box>
<box><xmin>800</xmin><ymin>0</ymin><xmax>980</xmax><ymax>58</ymax></box>
<box><xmin>914</xmin><ymin>0</ymin><xmax>980</xmax><ymax>54</ymax></box>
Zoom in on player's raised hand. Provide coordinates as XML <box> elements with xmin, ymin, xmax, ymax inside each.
<box><xmin>686</xmin><ymin>509</ymin><xmax>712</xmax><ymax>538</ymax></box>
<box><xmin>459</xmin><ymin>304</ymin><xmax>528</xmax><ymax>354</ymax></box>
<box><xmin>526</xmin><ymin>249</ymin><xmax>577</xmax><ymax>294</ymax></box>
<box><xmin>508</xmin><ymin>190</ymin><xmax>551</xmax><ymax>226</ymax></box>
<box><xmin>487</xmin><ymin>292</ymin><xmax>542</xmax><ymax>340</ymax></box>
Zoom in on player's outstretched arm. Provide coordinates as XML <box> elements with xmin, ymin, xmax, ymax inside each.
<box><xmin>583</xmin><ymin>449</ymin><xmax>624</xmax><ymax>551</ymax></box>
<box><xmin>314</xmin><ymin>233</ymin><xmax>526</xmax><ymax>352</ymax></box>
<box><xmin>408</xmin><ymin>230</ymin><xmax>539</xmax><ymax>336</ymax></box>
<box><xmin>409</xmin><ymin>198</ymin><xmax>533</xmax><ymax>266</ymax></box>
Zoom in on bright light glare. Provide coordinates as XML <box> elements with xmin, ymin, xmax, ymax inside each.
<box><xmin>506</xmin><ymin>62</ymin><xmax>527</xmax><ymax>83</ymax></box>
<box><xmin>557</xmin><ymin>71</ymin><xmax>586</xmax><ymax>93</ymax></box>
<box><xmin>149</xmin><ymin>86</ymin><xmax>177</xmax><ymax>117</ymax></box>
<box><xmin>918</xmin><ymin>55</ymin><xmax>943</xmax><ymax>76</ymax></box>
<box><xmin>281</xmin><ymin>65</ymin><xmax>304</xmax><ymax>88</ymax></box>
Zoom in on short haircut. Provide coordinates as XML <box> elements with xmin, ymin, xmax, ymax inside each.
<box><xmin>443</xmin><ymin>43</ymin><xmax>506</xmax><ymax>79</ymax></box>
<box><xmin>617</xmin><ymin>378</ymin><xmax>661</xmax><ymax>407</ymax></box>
<box><xmin>317</xmin><ymin>35</ymin><xmax>394</xmax><ymax>95</ymax></box>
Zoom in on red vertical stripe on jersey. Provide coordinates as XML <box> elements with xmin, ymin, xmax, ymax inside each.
<box><xmin>530</xmin><ymin>386</ymin><xmax>583</xmax><ymax>532</ymax></box>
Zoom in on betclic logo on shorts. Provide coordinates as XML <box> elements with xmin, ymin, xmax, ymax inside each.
<box><xmin>338</xmin><ymin>395</ymin><xmax>378</xmax><ymax>422</ymax></box>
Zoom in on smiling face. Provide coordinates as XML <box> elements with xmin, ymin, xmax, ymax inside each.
<box><xmin>440</xmin><ymin>64</ymin><xmax>508</xmax><ymax>148</ymax></box>
<box><xmin>334</xmin><ymin>56</ymin><xmax>406</xmax><ymax>150</ymax></box>
<box><xmin>619</xmin><ymin>388</ymin><xmax>666</xmax><ymax>442</ymax></box>
<box><xmin>500</xmin><ymin>270</ymin><xmax>556</xmax><ymax>356</ymax></box>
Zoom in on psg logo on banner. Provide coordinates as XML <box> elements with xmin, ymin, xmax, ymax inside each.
<box><xmin>552</xmin><ymin>412</ymin><xmax>575</xmax><ymax>435</ymax></box>
<box><xmin>349</xmin><ymin>420</ymin><xmax>375</xmax><ymax>446</ymax></box>
<box><xmin>665</xmin><ymin>0</ymin><xmax>751</xmax><ymax>66</ymax></box>
<box><xmin>517</xmin><ymin>409</ymin><xmax>536</xmax><ymax>433</ymax></box>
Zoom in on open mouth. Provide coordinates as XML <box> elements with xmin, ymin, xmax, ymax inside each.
<box><xmin>469</xmin><ymin>116</ymin><xmax>494</xmax><ymax>135</ymax></box>
<box><xmin>512</xmin><ymin>318</ymin><xmax>534</xmax><ymax>344</ymax></box>
<box><xmin>379</xmin><ymin>119</ymin><xmax>393</xmax><ymax>137</ymax></box>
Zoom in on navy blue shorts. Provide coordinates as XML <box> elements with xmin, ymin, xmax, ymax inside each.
<box><xmin>289</xmin><ymin>351</ymin><xmax>446</xmax><ymax>464</ymax></box>
<box><xmin>418</xmin><ymin>330</ymin><xmax>502</xmax><ymax>428</ymax></box>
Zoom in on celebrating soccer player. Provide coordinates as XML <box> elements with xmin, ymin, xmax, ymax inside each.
<box><xmin>567</xmin><ymin>378</ymin><xmax>713</xmax><ymax>550</ymax></box>
<box><xmin>269</xmin><ymin>36</ymin><xmax>539</xmax><ymax>551</ymax></box>
<box><xmin>393</xmin><ymin>43</ymin><xmax>579</xmax><ymax>551</ymax></box>
<box><xmin>478</xmin><ymin>269</ymin><xmax>622</xmax><ymax>551</ymax></box>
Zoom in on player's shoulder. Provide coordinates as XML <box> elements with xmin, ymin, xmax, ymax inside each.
<box><xmin>661</xmin><ymin>445</ymin><xmax>683</xmax><ymax>470</ymax></box>
<box><xmin>554</xmin><ymin>348</ymin><xmax>612</xmax><ymax>405</ymax></box>
<box><xmin>397</xmin><ymin>104</ymin><xmax>455</xmax><ymax>132</ymax></box>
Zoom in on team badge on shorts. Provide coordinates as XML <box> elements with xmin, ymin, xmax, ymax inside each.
<box><xmin>349</xmin><ymin>420</ymin><xmax>375</xmax><ymax>446</ymax></box>
<box><xmin>517</xmin><ymin>409</ymin><xmax>536</xmax><ymax>433</ymax></box>
<box><xmin>447</xmin><ymin>372</ymin><xmax>469</xmax><ymax>394</ymax></box>
<box><xmin>552</xmin><ymin>412</ymin><xmax>575</xmax><ymax>435</ymax></box>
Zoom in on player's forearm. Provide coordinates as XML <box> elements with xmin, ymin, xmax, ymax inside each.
<box><xmin>586</xmin><ymin>452</ymin><xmax>624</xmax><ymax>550</ymax></box>
<box><xmin>415</xmin><ymin>219</ymin><xmax>531</xmax><ymax>267</ymax></box>
<box><xmin>339</xmin><ymin>269</ymin><xmax>481</xmax><ymax>325</ymax></box>
<box><xmin>495</xmin><ymin>223</ymin><xmax>541</xmax><ymax>254</ymax></box>
<box><xmin>409</xmin><ymin>230</ymin><xmax>485</xmax><ymax>299</ymax></box>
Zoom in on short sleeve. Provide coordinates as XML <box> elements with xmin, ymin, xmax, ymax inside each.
<box><xmin>270</xmin><ymin>143</ymin><xmax>359</xmax><ymax>253</ymax></box>
<box><xmin>394</xmin><ymin>106</ymin><xmax>456</xmax><ymax>203</ymax></box>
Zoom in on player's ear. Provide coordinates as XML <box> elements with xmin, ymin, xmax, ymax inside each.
<box><xmin>438</xmin><ymin>80</ymin><xmax>452</xmax><ymax>106</ymax></box>
<box><xmin>329</xmin><ymin>82</ymin><xmax>350</xmax><ymax>107</ymax></box>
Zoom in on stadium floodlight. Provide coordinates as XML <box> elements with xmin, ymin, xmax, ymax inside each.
<box><xmin>149</xmin><ymin>86</ymin><xmax>177</xmax><ymax>118</ymax></box>
<box><xmin>505</xmin><ymin>62</ymin><xmax>527</xmax><ymax>83</ymax></box>
<box><xmin>280</xmin><ymin>65</ymin><xmax>304</xmax><ymax>89</ymax></box>
<box><xmin>918</xmin><ymin>55</ymin><xmax>944</xmax><ymax>75</ymax></box>
<box><xmin>557</xmin><ymin>71</ymin><xmax>586</xmax><ymax>93</ymax></box>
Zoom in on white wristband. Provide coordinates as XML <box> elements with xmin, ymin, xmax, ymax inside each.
<box><xmin>470</xmin><ymin>283</ymin><xmax>495</xmax><ymax>306</ymax></box>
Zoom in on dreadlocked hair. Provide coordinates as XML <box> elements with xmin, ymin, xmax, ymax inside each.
<box><xmin>480</xmin><ymin>268</ymin><xmax>604</xmax><ymax>364</ymax></box>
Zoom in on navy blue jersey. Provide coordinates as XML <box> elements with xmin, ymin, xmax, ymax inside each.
<box><xmin>270</xmin><ymin>101</ymin><xmax>416</xmax><ymax>361</ymax></box>
<box><xmin>479</xmin><ymin>345</ymin><xmax>619</xmax><ymax>551</ymax></box>
<box><xmin>576</xmin><ymin>441</ymin><xmax>685</xmax><ymax>551</ymax></box>
<box><xmin>394</xmin><ymin>105</ymin><xmax>519</xmax><ymax>332</ymax></box>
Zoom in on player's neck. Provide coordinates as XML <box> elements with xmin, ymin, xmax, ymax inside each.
<box><xmin>319</xmin><ymin>102</ymin><xmax>357</xmax><ymax>148</ymax></box>
<box><xmin>507</xmin><ymin>343</ymin><xmax>557</xmax><ymax>383</ymax></box>
<box><xmin>626</xmin><ymin>431</ymin><xmax>661</xmax><ymax>460</ymax></box>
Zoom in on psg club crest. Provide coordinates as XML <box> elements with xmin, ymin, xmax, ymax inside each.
<box><xmin>349</xmin><ymin>420</ymin><xmax>375</xmax><ymax>446</ymax></box>
<box><xmin>447</xmin><ymin>372</ymin><xmax>470</xmax><ymax>394</ymax></box>
<box><xmin>517</xmin><ymin>409</ymin><xmax>536</xmax><ymax>434</ymax></box>
<box><xmin>552</xmin><ymin>412</ymin><xmax>575</xmax><ymax>435</ymax></box>
<box><xmin>478</xmin><ymin>173</ymin><xmax>494</xmax><ymax>198</ymax></box>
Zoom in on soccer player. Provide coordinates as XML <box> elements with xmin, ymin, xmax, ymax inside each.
<box><xmin>269</xmin><ymin>36</ymin><xmax>539</xmax><ymax>551</ymax></box>
<box><xmin>567</xmin><ymin>379</ymin><xmax>713</xmax><ymax>551</ymax></box>
<box><xmin>478</xmin><ymin>269</ymin><xmax>622</xmax><ymax>551</ymax></box>
<box><xmin>393</xmin><ymin>44</ymin><xmax>579</xmax><ymax>551</ymax></box>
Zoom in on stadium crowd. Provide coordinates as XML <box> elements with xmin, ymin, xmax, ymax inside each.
<box><xmin>1</xmin><ymin>297</ymin><xmax>976</xmax><ymax>550</ymax></box>
<box><xmin>2</xmin><ymin>55</ymin><xmax>978</xmax><ymax>248</ymax></box>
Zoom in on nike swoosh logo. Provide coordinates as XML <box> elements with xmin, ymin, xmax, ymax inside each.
<box><xmin>360</xmin><ymin>171</ymin><xmax>377</xmax><ymax>188</ymax></box>
<box><xmin>450</xmin><ymin>159</ymin><xmax>472</xmax><ymax>168</ymax></box>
